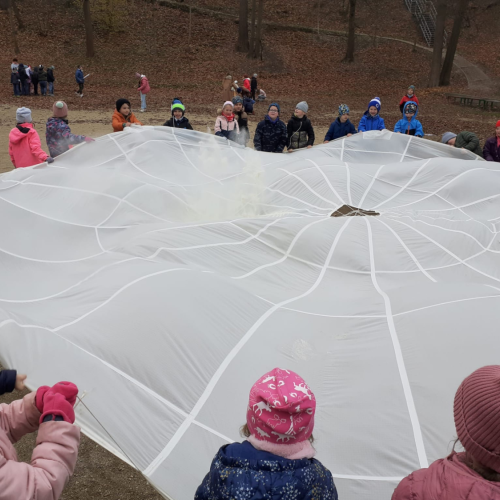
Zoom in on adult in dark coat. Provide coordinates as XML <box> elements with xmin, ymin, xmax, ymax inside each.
<box><xmin>31</xmin><ymin>66</ymin><xmax>39</xmax><ymax>95</ymax></box>
<box><xmin>18</xmin><ymin>64</ymin><xmax>29</xmax><ymax>96</ymax></box>
<box><xmin>254</xmin><ymin>103</ymin><xmax>287</xmax><ymax>153</ymax></box>
<box><xmin>38</xmin><ymin>65</ymin><xmax>48</xmax><ymax>96</ymax></box>
<box><xmin>250</xmin><ymin>73</ymin><xmax>258</xmax><ymax>100</ymax></box>
<box><xmin>483</xmin><ymin>120</ymin><xmax>500</xmax><ymax>162</ymax></box>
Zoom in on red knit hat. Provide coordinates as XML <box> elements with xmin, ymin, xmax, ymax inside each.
<box><xmin>454</xmin><ymin>365</ymin><xmax>500</xmax><ymax>472</ymax></box>
<box><xmin>496</xmin><ymin>120</ymin><xmax>500</xmax><ymax>128</ymax></box>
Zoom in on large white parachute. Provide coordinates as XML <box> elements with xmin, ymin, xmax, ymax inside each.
<box><xmin>0</xmin><ymin>128</ymin><xmax>499</xmax><ymax>499</ymax></box>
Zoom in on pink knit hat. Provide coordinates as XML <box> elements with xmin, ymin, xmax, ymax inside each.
<box><xmin>246</xmin><ymin>368</ymin><xmax>316</xmax><ymax>459</ymax></box>
<box><xmin>53</xmin><ymin>101</ymin><xmax>68</xmax><ymax>118</ymax></box>
<box><xmin>454</xmin><ymin>365</ymin><xmax>500</xmax><ymax>472</ymax></box>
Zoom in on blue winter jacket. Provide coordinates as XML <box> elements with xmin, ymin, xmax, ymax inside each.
<box><xmin>358</xmin><ymin>113</ymin><xmax>386</xmax><ymax>132</ymax></box>
<box><xmin>324</xmin><ymin>117</ymin><xmax>357</xmax><ymax>141</ymax></box>
<box><xmin>195</xmin><ymin>441</ymin><xmax>338</xmax><ymax>500</ymax></box>
<box><xmin>75</xmin><ymin>69</ymin><xmax>84</xmax><ymax>84</ymax></box>
<box><xmin>394</xmin><ymin>101</ymin><xmax>424</xmax><ymax>137</ymax></box>
<box><xmin>0</xmin><ymin>370</ymin><xmax>16</xmax><ymax>395</ymax></box>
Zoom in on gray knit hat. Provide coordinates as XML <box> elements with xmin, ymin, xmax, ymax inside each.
<box><xmin>16</xmin><ymin>107</ymin><xmax>32</xmax><ymax>124</ymax></box>
<box><xmin>441</xmin><ymin>132</ymin><xmax>457</xmax><ymax>144</ymax></box>
<box><xmin>296</xmin><ymin>101</ymin><xmax>309</xmax><ymax>113</ymax></box>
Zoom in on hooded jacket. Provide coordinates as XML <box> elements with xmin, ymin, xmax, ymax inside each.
<box><xmin>112</xmin><ymin>110</ymin><xmax>143</xmax><ymax>132</ymax></box>
<box><xmin>215</xmin><ymin>114</ymin><xmax>240</xmax><ymax>141</ymax></box>
<box><xmin>399</xmin><ymin>94</ymin><xmax>420</xmax><ymax>113</ymax></box>
<box><xmin>75</xmin><ymin>68</ymin><xmax>84</xmax><ymax>84</ymax></box>
<box><xmin>38</xmin><ymin>69</ymin><xmax>48</xmax><ymax>82</ymax></box>
<box><xmin>287</xmin><ymin>114</ymin><xmax>315</xmax><ymax>150</ymax></box>
<box><xmin>46</xmin><ymin>117</ymin><xmax>86</xmax><ymax>157</ymax></box>
<box><xmin>392</xmin><ymin>452</ymin><xmax>500</xmax><ymax>500</ymax></box>
<box><xmin>163</xmin><ymin>116</ymin><xmax>193</xmax><ymax>130</ymax></box>
<box><xmin>195</xmin><ymin>441</ymin><xmax>338</xmax><ymax>500</ymax></box>
<box><xmin>358</xmin><ymin>112</ymin><xmax>386</xmax><ymax>132</ymax></box>
<box><xmin>394</xmin><ymin>101</ymin><xmax>424</xmax><ymax>137</ymax></box>
<box><xmin>454</xmin><ymin>131</ymin><xmax>483</xmax><ymax>157</ymax></box>
<box><xmin>138</xmin><ymin>76</ymin><xmax>150</xmax><ymax>94</ymax></box>
<box><xmin>47</xmin><ymin>68</ymin><xmax>55</xmax><ymax>83</ymax></box>
<box><xmin>483</xmin><ymin>136</ymin><xmax>500</xmax><ymax>162</ymax></box>
<box><xmin>324</xmin><ymin>117</ymin><xmax>357</xmax><ymax>141</ymax></box>
<box><xmin>18</xmin><ymin>64</ymin><xmax>28</xmax><ymax>83</ymax></box>
<box><xmin>254</xmin><ymin>115</ymin><xmax>288</xmax><ymax>153</ymax></box>
<box><xmin>9</xmin><ymin>123</ymin><xmax>49</xmax><ymax>168</ymax></box>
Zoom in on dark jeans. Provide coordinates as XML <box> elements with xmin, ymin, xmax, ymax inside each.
<box><xmin>21</xmin><ymin>81</ymin><xmax>30</xmax><ymax>95</ymax></box>
<box><xmin>77</xmin><ymin>82</ymin><xmax>84</xmax><ymax>94</ymax></box>
<box><xmin>40</xmin><ymin>81</ymin><xmax>47</xmax><ymax>95</ymax></box>
<box><xmin>33</xmin><ymin>81</ymin><xmax>39</xmax><ymax>95</ymax></box>
<box><xmin>12</xmin><ymin>83</ymin><xmax>20</xmax><ymax>96</ymax></box>
<box><xmin>48</xmin><ymin>82</ymin><xmax>54</xmax><ymax>95</ymax></box>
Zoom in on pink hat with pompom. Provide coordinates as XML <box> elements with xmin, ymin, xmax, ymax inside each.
<box><xmin>53</xmin><ymin>101</ymin><xmax>68</xmax><ymax>118</ymax></box>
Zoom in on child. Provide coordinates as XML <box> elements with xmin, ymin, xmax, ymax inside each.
<box><xmin>11</xmin><ymin>69</ymin><xmax>20</xmax><ymax>97</ymax></box>
<box><xmin>392</xmin><ymin>365</ymin><xmax>500</xmax><ymax>499</ymax></box>
<box><xmin>215</xmin><ymin>101</ymin><xmax>240</xmax><ymax>142</ymax></box>
<box><xmin>136</xmin><ymin>73</ymin><xmax>150</xmax><ymax>112</ymax></box>
<box><xmin>358</xmin><ymin>97</ymin><xmax>386</xmax><ymax>132</ymax></box>
<box><xmin>163</xmin><ymin>98</ymin><xmax>193</xmax><ymax>130</ymax></box>
<box><xmin>399</xmin><ymin>85</ymin><xmax>419</xmax><ymax>114</ymax></box>
<box><xmin>287</xmin><ymin>101</ymin><xmax>315</xmax><ymax>152</ymax></box>
<box><xmin>251</xmin><ymin>73</ymin><xmax>258</xmax><ymax>100</ymax></box>
<box><xmin>441</xmin><ymin>131</ymin><xmax>483</xmax><ymax>157</ymax></box>
<box><xmin>46</xmin><ymin>101</ymin><xmax>93</xmax><ymax>157</ymax></box>
<box><xmin>38</xmin><ymin>65</ymin><xmax>48</xmax><ymax>96</ymax></box>
<box><xmin>258</xmin><ymin>88</ymin><xmax>266</xmax><ymax>101</ymax></box>
<box><xmin>324</xmin><ymin>104</ymin><xmax>357</xmax><ymax>142</ymax></box>
<box><xmin>243</xmin><ymin>75</ymin><xmax>251</xmax><ymax>94</ymax></box>
<box><xmin>0</xmin><ymin>368</ymin><xmax>80</xmax><ymax>499</ymax></box>
<box><xmin>254</xmin><ymin>102</ymin><xmax>287</xmax><ymax>153</ymax></box>
<box><xmin>394</xmin><ymin>101</ymin><xmax>423</xmax><ymax>137</ymax></box>
<box><xmin>195</xmin><ymin>368</ymin><xmax>338</xmax><ymax>500</ymax></box>
<box><xmin>243</xmin><ymin>96</ymin><xmax>256</xmax><ymax>114</ymax></box>
<box><xmin>47</xmin><ymin>65</ymin><xmax>55</xmax><ymax>96</ymax></box>
<box><xmin>112</xmin><ymin>98</ymin><xmax>143</xmax><ymax>132</ymax></box>
<box><xmin>9</xmin><ymin>107</ymin><xmax>53</xmax><ymax>168</ymax></box>
<box><xmin>75</xmin><ymin>65</ymin><xmax>84</xmax><ymax>97</ymax></box>
<box><xmin>232</xmin><ymin>96</ymin><xmax>249</xmax><ymax>145</ymax></box>
<box><xmin>483</xmin><ymin>120</ymin><xmax>500</xmax><ymax>162</ymax></box>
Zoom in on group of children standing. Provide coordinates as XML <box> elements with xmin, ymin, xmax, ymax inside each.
<box><xmin>10</xmin><ymin>58</ymin><xmax>55</xmax><ymax>97</ymax></box>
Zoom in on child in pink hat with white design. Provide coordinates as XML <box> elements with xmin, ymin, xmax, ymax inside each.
<box><xmin>195</xmin><ymin>368</ymin><xmax>338</xmax><ymax>499</ymax></box>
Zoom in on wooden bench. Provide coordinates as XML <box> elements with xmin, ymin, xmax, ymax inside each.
<box><xmin>446</xmin><ymin>93</ymin><xmax>500</xmax><ymax>111</ymax></box>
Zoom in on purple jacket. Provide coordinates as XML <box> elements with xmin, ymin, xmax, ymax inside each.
<box><xmin>392</xmin><ymin>452</ymin><xmax>500</xmax><ymax>500</ymax></box>
<box><xmin>483</xmin><ymin>136</ymin><xmax>500</xmax><ymax>162</ymax></box>
<box><xmin>46</xmin><ymin>117</ymin><xmax>86</xmax><ymax>158</ymax></box>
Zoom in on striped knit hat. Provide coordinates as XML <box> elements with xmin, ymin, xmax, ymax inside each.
<box><xmin>171</xmin><ymin>98</ymin><xmax>185</xmax><ymax>116</ymax></box>
<box><xmin>454</xmin><ymin>365</ymin><xmax>500</xmax><ymax>472</ymax></box>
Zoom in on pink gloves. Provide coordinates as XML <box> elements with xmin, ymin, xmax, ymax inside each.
<box><xmin>36</xmin><ymin>382</ymin><xmax>79</xmax><ymax>424</ymax></box>
<box><xmin>84</xmin><ymin>137</ymin><xmax>94</xmax><ymax>143</ymax></box>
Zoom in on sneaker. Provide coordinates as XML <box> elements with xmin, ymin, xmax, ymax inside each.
<box><xmin>80</xmin><ymin>94</ymin><xmax>83</xmax><ymax>98</ymax></box>
<box><xmin>140</xmin><ymin>109</ymin><xmax>145</xmax><ymax>112</ymax></box>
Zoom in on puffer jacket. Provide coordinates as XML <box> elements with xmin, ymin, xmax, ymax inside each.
<box><xmin>483</xmin><ymin>136</ymin><xmax>500</xmax><ymax>162</ymax></box>
<box><xmin>9</xmin><ymin>123</ymin><xmax>49</xmax><ymax>168</ymax></box>
<box><xmin>112</xmin><ymin>110</ymin><xmax>143</xmax><ymax>132</ymax></box>
<box><xmin>0</xmin><ymin>373</ymin><xmax>81</xmax><ymax>500</ymax></box>
<box><xmin>215</xmin><ymin>115</ymin><xmax>240</xmax><ymax>141</ymax></box>
<box><xmin>195</xmin><ymin>441</ymin><xmax>338</xmax><ymax>500</ymax></box>
<box><xmin>358</xmin><ymin>112</ymin><xmax>386</xmax><ymax>132</ymax></box>
<box><xmin>324</xmin><ymin>117</ymin><xmax>357</xmax><ymax>141</ymax></box>
<box><xmin>287</xmin><ymin>114</ymin><xmax>315</xmax><ymax>150</ymax></box>
<box><xmin>38</xmin><ymin>69</ymin><xmax>48</xmax><ymax>82</ymax></box>
<box><xmin>454</xmin><ymin>131</ymin><xmax>483</xmax><ymax>157</ymax></box>
<box><xmin>46</xmin><ymin>117</ymin><xmax>87</xmax><ymax>157</ymax></box>
<box><xmin>163</xmin><ymin>116</ymin><xmax>193</xmax><ymax>130</ymax></box>
<box><xmin>392</xmin><ymin>452</ymin><xmax>500</xmax><ymax>499</ymax></box>
<box><xmin>393</xmin><ymin>101</ymin><xmax>424</xmax><ymax>137</ymax></box>
<box><xmin>254</xmin><ymin>115</ymin><xmax>287</xmax><ymax>153</ymax></box>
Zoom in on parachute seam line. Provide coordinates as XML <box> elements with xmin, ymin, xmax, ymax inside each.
<box><xmin>374</xmin><ymin>219</ymin><xmax>437</xmax><ymax>282</ymax></box>
<box><xmin>400</xmin><ymin>136</ymin><xmax>413</xmax><ymax>162</ymax></box>
<box><xmin>307</xmin><ymin>159</ymin><xmax>347</xmax><ymax>205</ymax></box>
<box><xmin>373</xmin><ymin>160</ymin><xmax>431</xmax><ymax>209</ymax></box>
<box><xmin>389</xmin><ymin>219</ymin><xmax>500</xmax><ymax>283</ymax></box>
<box><xmin>344</xmin><ymin>162</ymin><xmax>353</xmax><ymax>205</ymax></box>
<box><xmin>365</xmin><ymin>218</ymin><xmax>428</xmax><ymax>469</ymax></box>
<box><xmin>256</xmin><ymin>184</ymin><xmax>335</xmax><ymax>210</ymax></box>
<box><xmin>142</xmin><ymin>218</ymin><xmax>352</xmax><ymax>477</ymax></box>
<box><xmin>340</xmin><ymin>138</ymin><xmax>345</xmax><ymax>161</ymax></box>
<box><xmin>95</xmin><ymin>185</ymin><xmax>148</xmax><ymax>228</ymax></box>
<box><xmin>357</xmin><ymin>164</ymin><xmax>386</xmax><ymax>206</ymax></box>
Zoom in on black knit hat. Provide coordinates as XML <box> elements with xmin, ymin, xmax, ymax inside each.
<box><xmin>116</xmin><ymin>98</ymin><xmax>131</xmax><ymax>112</ymax></box>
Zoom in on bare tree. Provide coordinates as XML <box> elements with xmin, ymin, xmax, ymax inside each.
<box><xmin>343</xmin><ymin>0</ymin><xmax>356</xmax><ymax>62</ymax></box>
<box><xmin>83</xmin><ymin>0</ymin><xmax>95</xmax><ymax>57</ymax></box>
<box><xmin>439</xmin><ymin>0</ymin><xmax>468</xmax><ymax>86</ymax></box>
<box><xmin>428</xmin><ymin>0</ymin><xmax>447</xmax><ymax>86</ymax></box>
<box><xmin>237</xmin><ymin>0</ymin><xmax>249</xmax><ymax>52</ymax></box>
<box><xmin>7</xmin><ymin>0</ymin><xmax>20</xmax><ymax>54</ymax></box>
<box><xmin>248</xmin><ymin>0</ymin><xmax>256</xmax><ymax>58</ymax></box>
<box><xmin>12</xmin><ymin>0</ymin><xmax>24</xmax><ymax>30</ymax></box>
<box><xmin>254</xmin><ymin>0</ymin><xmax>263</xmax><ymax>59</ymax></box>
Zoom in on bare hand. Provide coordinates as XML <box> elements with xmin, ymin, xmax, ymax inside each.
<box><xmin>346</xmin><ymin>133</ymin><xmax>352</xmax><ymax>137</ymax></box>
<box><xmin>288</xmin><ymin>149</ymin><xmax>294</xmax><ymax>153</ymax></box>
<box><xmin>323</xmin><ymin>141</ymin><xmax>329</xmax><ymax>144</ymax></box>
<box><xmin>307</xmin><ymin>145</ymin><xmax>312</xmax><ymax>149</ymax></box>
<box><xmin>15</xmin><ymin>374</ymin><xmax>27</xmax><ymax>391</ymax></box>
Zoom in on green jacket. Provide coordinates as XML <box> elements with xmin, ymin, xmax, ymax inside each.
<box><xmin>455</xmin><ymin>131</ymin><xmax>483</xmax><ymax>158</ymax></box>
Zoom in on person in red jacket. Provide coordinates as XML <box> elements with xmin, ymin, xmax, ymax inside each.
<box><xmin>0</xmin><ymin>368</ymin><xmax>80</xmax><ymax>499</ymax></box>
<box><xmin>399</xmin><ymin>85</ymin><xmax>419</xmax><ymax>114</ymax></box>
<box><xmin>9</xmin><ymin>107</ymin><xmax>53</xmax><ymax>168</ymax></box>
<box><xmin>392</xmin><ymin>365</ymin><xmax>500</xmax><ymax>500</ymax></box>
<box><xmin>135</xmin><ymin>73</ymin><xmax>150</xmax><ymax>113</ymax></box>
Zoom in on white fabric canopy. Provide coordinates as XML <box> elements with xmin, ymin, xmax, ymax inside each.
<box><xmin>0</xmin><ymin>127</ymin><xmax>499</xmax><ymax>500</ymax></box>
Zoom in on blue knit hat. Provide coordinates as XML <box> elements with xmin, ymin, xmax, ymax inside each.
<box><xmin>268</xmin><ymin>102</ymin><xmax>280</xmax><ymax>113</ymax></box>
<box><xmin>338</xmin><ymin>104</ymin><xmax>350</xmax><ymax>116</ymax></box>
<box><xmin>232</xmin><ymin>96</ymin><xmax>243</xmax><ymax>105</ymax></box>
<box><xmin>368</xmin><ymin>97</ymin><xmax>381</xmax><ymax>112</ymax></box>
<box><xmin>171</xmin><ymin>97</ymin><xmax>185</xmax><ymax>116</ymax></box>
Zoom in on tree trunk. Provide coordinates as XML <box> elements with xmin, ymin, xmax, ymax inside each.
<box><xmin>253</xmin><ymin>0</ymin><xmax>263</xmax><ymax>59</ymax></box>
<box><xmin>428</xmin><ymin>0</ymin><xmax>447</xmax><ymax>87</ymax></box>
<box><xmin>439</xmin><ymin>0</ymin><xmax>467</xmax><ymax>86</ymax></box>
<box><xmin>83</xmin><ymin>0</ymin><xmax>95</xmax><ymax>58</ymax></box>
<box><xmin>12</xmin><ymin>0</ymin><xmax>24</xmax><ymax>30</ymax></box>
<box><xmin>7</xmin><ymin>0</ymin><xmax>20</xmax><ymax>54</ymax></box>
<box><xmin>248</xmin><ymin>0</ymin><xmax>256</xmax><ymax>57</ymax></box>
<box><xmin>237</xmin><ymin>0</ymin><xmax>249</xmax><ymax>52</ymax></box>
<box><xmin>343</xmin><ymin>0</ymin><xmax>356</xmax><ymax>62</ymax></box>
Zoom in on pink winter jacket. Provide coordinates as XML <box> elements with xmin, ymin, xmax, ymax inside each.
<box><xmin>0</xmin><ymin>391</ymin><xmax>80</xmax><ymax>500</ymax></box>
<box><xmin>138</xmin><ymin>76</ymin><xmax>150</xmax><ymax>94</ymax></box>
<box><xmin>9</xmin><ymin>123</ymin><xmax>49</xmax><ymax>168</ymax></box>
<box><xmin>392</xmin><ymin>452</ymin><xmax>500</xmax><ymax>500</ymax></box>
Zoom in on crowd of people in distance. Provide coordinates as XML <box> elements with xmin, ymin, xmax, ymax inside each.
<box><xmin>2</xmin><ymin>364</ymin><xmax>499</xmax><ymax>500</ymax></box>
<box><xmin>10</xmin><ymin>58</ymin><xmax>55</xmax><ymax>97</ymax></box>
